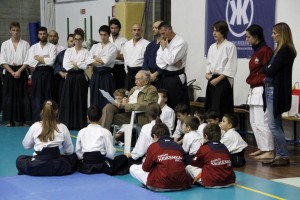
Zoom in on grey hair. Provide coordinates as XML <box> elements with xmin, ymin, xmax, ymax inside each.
<box><xmin>138</xmin><ymin>70</ymin><xmax>151</xmax><ymax>84</ymax></box>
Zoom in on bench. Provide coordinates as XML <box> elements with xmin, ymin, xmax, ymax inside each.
<box><xmin>189</xmin><ymin>101</ymin><xmax>249</xmax><ymax>134</ymax></box>
<box><xmin>282</xmin><ymin>116</ymin><xmax>300</xmax><ymax>145</ymax></box>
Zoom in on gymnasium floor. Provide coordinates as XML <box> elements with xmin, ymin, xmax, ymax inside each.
<box><xmin>1</xmin><ymin>126</ymin><xmax>300</xmax><ymax>200</ymax></box>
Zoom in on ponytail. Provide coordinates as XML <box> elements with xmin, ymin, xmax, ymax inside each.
<box><xmin>145</xmin><ymin>102</ymin><xmax>161</xmax><ymax>121</ymax></box>
<box><xmin>38</xmin><ymin>100</ymin><xmax>59</xmax><ymax>142</ymax></box>
<box><xmin>155</xmin><ymin>116</ymin><xmax>162</xmax><ymax>124</ymax></box>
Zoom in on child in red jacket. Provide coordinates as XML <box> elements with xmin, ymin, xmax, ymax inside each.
<box><xmin>186</xmin><ymin>123</ymin><xmax>236</xmax><ymax>188</ymax></box>
<box><xmin>129</xmin><ymin>119</ymin><xmax>191</xmax><ymax>191</ymax></box>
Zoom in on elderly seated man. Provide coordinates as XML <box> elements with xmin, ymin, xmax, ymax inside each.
<box><xmin>100</xmin><ymin>70</ymin><xmax>158</xmax><ymax>130</ymax></box>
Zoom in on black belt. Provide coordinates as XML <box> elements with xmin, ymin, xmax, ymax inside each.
<box><xmin>35</xmin><ymin>65</ymin><xmax>53</xmax><ymax>71</ymax></box>
<box><xmin>114</xmin><ymin>64</ymin><xmax>125</xmax><ymax>67</ymax></box>
<box><xmin>35</xmin><ymin>146</ymin><xmax>61</xmax><ymax>160</ymax></box>
<box><xmin>82</xmin><ymin>151</ymin><xmax>106</xmax><ymax>164</ymax></box>
<box><xmin>67</xmin><ymin>69</ymin><xmax>84</xmax><ymax>74</ymax></box>
<box><xmin>127</xmin><ymin>66</ymin><xmax>142</xmax><ymax>73</ymax></box>
<box><xmin>162</xmin><ymin>68</ymin><xmax>185</xmax><ymax>77</ymax></box>
<box><xmin>93</xmin><ymin>67</ymin><xmax>112</xmax><ymax>75</ymax></box>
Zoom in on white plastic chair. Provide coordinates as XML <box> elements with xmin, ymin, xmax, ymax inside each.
<box><xmin>123</xmin><ymin>111</ymin><xmax>144</xmax><ymax>153</ymax></box>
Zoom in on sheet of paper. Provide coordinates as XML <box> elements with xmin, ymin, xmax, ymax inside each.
<box><xmin>100</xmin><ymin>89</ymin><xmax>115</xmax><ymax>104</ymax></box>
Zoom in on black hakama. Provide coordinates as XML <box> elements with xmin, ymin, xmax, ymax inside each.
<box><xmin>59</xmin><ymin>69</ymin><xmax>88</xmax><ymax>130</ymax></box>
<box><xmin>205</xmin><ymin>76</ymin><xmax>234</xmax><ymax>119</ymax></box>
<box><xmin>53</xmin><ymin>50</ymin><xmax>67</xmax><ymax>105</ymax></box>
<box><xmin>125</xmin><ymin>66</ymin><xmax>141</xmax><ymax>90</ymax></box>
<box><xmin>112</xmin><ymin>64</ymin><xmax>126</xmax><ymax>89</ymax></box>
<box><xmin>31</xmin><ymin>66</ymin><xmax>54</xmax><ymax>123</ymax></box>
<box><xmin>2</xmin><ymin>65</ymin><xmax>31</xmax><ymax>123</ymax></box>
<box><xmin>53</xmin><ymin>74</ymin><xmax>65</xmax><ymax>106</ymax></box>
<box><xmin>90</xmin><ymin>67</ymin><xmax>115</xmax><ymax>110</ymax></box>
<box><xmin>161</xmin><ymin>69</ymin><xmax>190</xmax><ymax>110</ymax></box>
<box><xmin>16</xmin><ymin>146</ymin><xmax>78</xmax><ymax>176</ymax></box>
<box><xmin>78</xmin><ymin>151</ymin><xmax>128</xmax><ymax>175</ymax></box>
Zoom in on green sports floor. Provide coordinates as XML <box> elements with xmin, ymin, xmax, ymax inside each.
<box><xmin>1</xmin><ymin>126</ymin><xmax>300</xmax><ymax>200</ymax></box>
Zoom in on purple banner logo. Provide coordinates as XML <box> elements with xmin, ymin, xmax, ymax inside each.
<box><xmin>205</xmin><ymin>0</ymin><xmax>275</xmax><ymax>58</ymax></box>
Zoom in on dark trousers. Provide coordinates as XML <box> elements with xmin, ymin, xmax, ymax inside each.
<box><xmin>112</xmin><ymin>64</ymin><xmax>126</xmax><ymax>89</ymax></box>
<box><xmin>230</xmin><ymin>149</ymin><xmax>246</xmax><ymax>168</ymax></box>
<box><xmin>205</xmin><ymin>77</ymin><xmax>234</xmax><ymax>119</ymax></box>
<box><xmin>2</xmin><ymin>66</ymin><xmax>31</xmax><ymax>122</ymax></box>
<box><xmin>78</xmin><ymin>151</ymin><xmax>128</xmax><ymax>175</ymax></box>
<box><xmin>125</xmin><ymin>67</ymin><xmax>141</xmax><ymax>90</ymax></box>
<box><xmin>31</xmin><ymin>66</ymin><xmax>54</xmax><ymax>122</ymax></box>
<box><xmin>16</xmin><ymin>147</ymin><xmax>78</xmax><ymax>176</ymax></box>
<box><xmin>100</xmin><ymin>103</ymin><xmax>131</xmax><ymax>130</ymax></box>
<box><xmin>161</xmin><ymin>70</ymin><xmax>189</xmax><ymax>110</ymax></box>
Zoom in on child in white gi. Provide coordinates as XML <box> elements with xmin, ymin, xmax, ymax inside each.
<box><xmin>76</xmin><ymin>105</ymin><xmax>128</xmax><ymax>174</ymax></box>
<box><xmin>16</xmin><ymin>100</ymin><xmax>77</xmax><ymax>176</ymax></box>
<box><xmin>220</xmin><ymin>113</ymin><xmax>248</xmax><ymax>167</ymax></box>
<box><xmin>172</xmin><ymin>104</ymin><xmax>189</xmax><ymax>144</ymax></box>
<box><xmin>182</xmin><ymin>116</ymin><xmax>202</xmax><ymax>164</ymax></box>
<box><xmin>158</xmin><ymin>89</ymin><xmax>175</xmax><ymax>134</ymax></box>
<box><xmin>194</xmin><ymin>109</ymin><xmax>207</xmax><ymax>138</ymax></box>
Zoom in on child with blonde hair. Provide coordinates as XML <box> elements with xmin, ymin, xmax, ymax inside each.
<box><xmin>16</xmin><ymin>100</ymin><xmax>77</xmax><ymax>176</ymax></box>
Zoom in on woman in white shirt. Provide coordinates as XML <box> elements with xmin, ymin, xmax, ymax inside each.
<box><xmin>16</xmin><ymin>100</ymin><xmax>77</xmax><ymax>176</ymax></box>
<box><xmin>59</xmin><ymin>28</ymin><xmax>90</xmax><ymax>130</ymax></box>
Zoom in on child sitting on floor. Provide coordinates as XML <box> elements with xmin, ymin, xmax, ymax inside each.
<box><xmin>220</xmin><ymin>113</ymin><xmax>248</xmax><ymax>167</ymax></box>
<box><xmin>194</xmin><ymin>109</ymin><xmax>207</xmax><ymax>138</ymax></box>
<box><xmin>16</xmin><ymin>100</ymin><xmax>78</xmax><ymax>176</ymax></box>
<box><xmin>205</xmin><ymin>109</ymin><xmax>220</xmax><ymax>125</ymax></box>
<box><xmin>182</xmin><ymin>116</ymin><xmax>202</xmax><ymax>164</ymax></box>
<box><xmin>172</xmin><ymin>104</ymin><xmax>189</xmax><ymax>144</ymax></box>
<box><xmin>130</xmin><ymin>120</ymin><xmax>191</xmax><ymax>191</ymax></box>
<box><xmin>76</xmin><ymin>105</ymin><xmax>128</xmax><ymax>174</ymax></box>
<box><xmin>158</xmin><ymin>89</ymin><xmax>175</xmax><ymax>134</ymax></box>
<box><xmin>186</xmin><ymin>124</ymin><xmax>236</xmax><ymax>188</ymax></box>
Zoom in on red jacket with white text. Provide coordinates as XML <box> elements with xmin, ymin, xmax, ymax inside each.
<box><xmin>142</xmin><ymin>136</ymin><xmax>191</xmax><ymax>189</ymax></box>
<box><xmin>190</xmin><ymin>141</ymin><xmax>236</xmax><ymax>187</ymax></box>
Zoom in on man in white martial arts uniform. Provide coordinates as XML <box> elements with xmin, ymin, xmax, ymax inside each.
<box><xmin>123</xmin><ymin>24</ymin><xmax>149</xmax><ymax>90</ymax></box>
<box><xmin>25</xmin><ymin>26</ymin><xmax>57</xmax><ymax>123</ymax></box>
<box><xmin>109</xmin><ymin>18</ymin><xmax>128</xmax><ymax>89</ymax></box>
<box><xmin>0</xmin><ymin>22</ymin><xmax>31</xmax><ymax>126</ymax></box>
<box><xmin>88</xmin><ymin>25</ymin><xmax>118</xmax><ymax>109</ymax></box>
<box><xmin>156</xmin><ymin>22</ymin><xmax>189</xmax><ymax>110</ymax></box>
